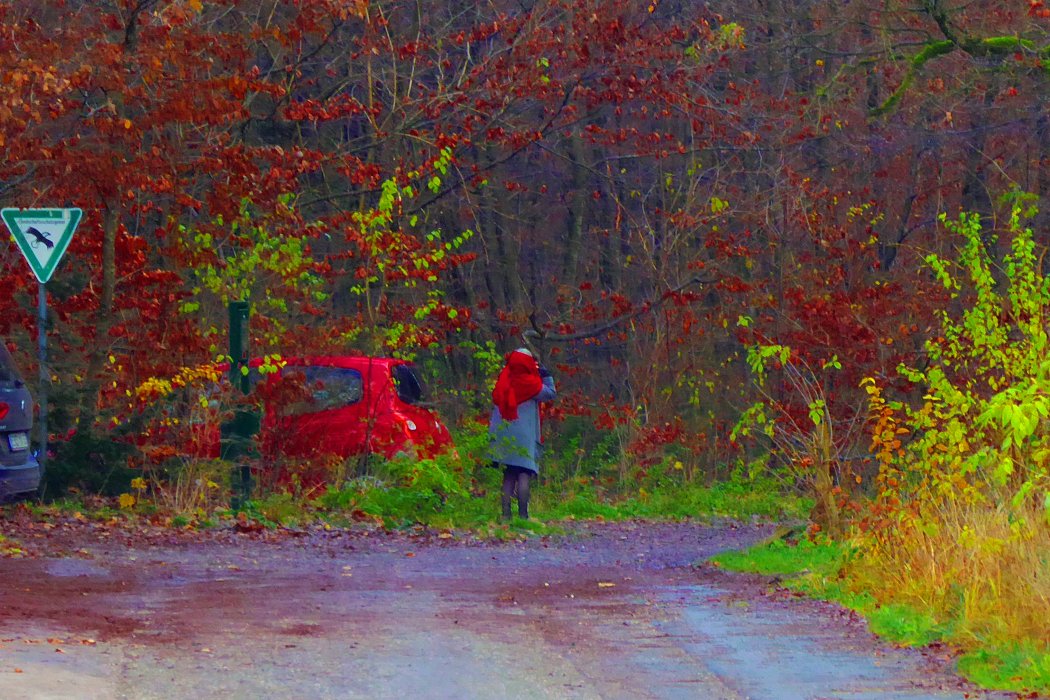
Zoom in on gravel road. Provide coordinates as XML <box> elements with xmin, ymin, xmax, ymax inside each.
<box><xmin>0</xmin><ymin>520</ymin><xmax>1017</xmax><ymax>699</ymax></box>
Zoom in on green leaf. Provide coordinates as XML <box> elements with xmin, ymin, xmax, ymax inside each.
<box><xmin>1012</xmin><ymin>480</ymin><xmax>1036</xmax><ymax>509</ymax></box>
<box><xmin>995</xmin><ymin>456</ymin><xmax>1014</xmax><ymax>484</ymax></box>
<box><xmin>808</xmin><ymin>399</ymin><xmax>826</xmax><ymax>427</ymax></box>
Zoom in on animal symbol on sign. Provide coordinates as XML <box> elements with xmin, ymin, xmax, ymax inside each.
<box><xmin>26</xmin><ymin>227</ymin><xmax>54</xmax><ymax>250</ymax></box>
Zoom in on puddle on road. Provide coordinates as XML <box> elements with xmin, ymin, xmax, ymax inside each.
<box><xmin>651</xmin><ymin>583</ymin><xmax>993</xmax><ymax>700</ymax></box>
<box><xmin>42</xmin><ymin>559</ymin><xmax>110</xmax><ymax>578</ymax></box>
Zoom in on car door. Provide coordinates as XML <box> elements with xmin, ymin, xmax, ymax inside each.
<box><xmin>265</xmin><ymin>365</ymin><xmax>369</xmax><ymax>459</ymax></box>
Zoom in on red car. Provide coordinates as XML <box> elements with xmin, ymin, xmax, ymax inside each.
<box><xmin>252</xmin><ymin>356</ymin><xmax>453</xmax><ymax>462</ymax></box>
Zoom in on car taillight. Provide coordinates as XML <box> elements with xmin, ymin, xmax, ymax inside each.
<box><xmin>0</xmin><ymin>402</ymin><xmax>8</xmax><ymax>420</ymax></box>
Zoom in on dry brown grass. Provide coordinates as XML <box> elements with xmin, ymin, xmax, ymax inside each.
<box><xmin>146</xmin><ymin>457</ymin><xmax>233</xmax><ymax>515</ymax></box>
<box><xmin>853</xmin><ymin>498</ymin><xmax>1050</xmax><ymax>647</ymax></box>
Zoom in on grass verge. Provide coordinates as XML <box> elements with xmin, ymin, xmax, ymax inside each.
<box><xmin>4</xmin><ymin>467</ymin><xmax>809</xmax><ymax>543</ymax></box>
<box><xmin>709</xmin><ymin>537</ymin><xmax>1050</xmax><ymax>695</ymax></box>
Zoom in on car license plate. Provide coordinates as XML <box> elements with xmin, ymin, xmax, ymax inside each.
<box><xmin>7</xmin><ymin>432</ymin><xmax>28</xmax><ymax>452</ymax></box>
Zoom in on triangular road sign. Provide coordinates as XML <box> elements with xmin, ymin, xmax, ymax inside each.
<box><xmin>2</xmin><ymin>208</ymin><xmax>82</xmax><ymax>283</ymax></box>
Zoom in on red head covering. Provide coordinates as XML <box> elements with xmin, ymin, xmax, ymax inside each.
<box><xmin>492</xmin><ymin>349</ymin><xmax>543</xmax><ymax>421</ymax></box>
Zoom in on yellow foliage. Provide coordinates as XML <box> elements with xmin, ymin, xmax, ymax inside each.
<box><xmin>133</xmin><ymin>363</ymin><xmax>223</xmax><ymax>402</ymax></box>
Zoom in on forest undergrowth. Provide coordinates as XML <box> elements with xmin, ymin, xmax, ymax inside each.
<box><xmin>13</xmin><ymin>416</ymin><xmax>807</xmax><ymax>541</ymax></box>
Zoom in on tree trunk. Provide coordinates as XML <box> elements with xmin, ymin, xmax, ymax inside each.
<box><xmin>562</xmin><ymin>132</ymin><xmax>589</xmax><ymax>287</ymax></box>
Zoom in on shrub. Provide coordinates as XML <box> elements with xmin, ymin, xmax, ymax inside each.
<box><xmin>853</xmin><ymin>201</ymin><xmax>1050</xmax><ymax>689</ymax></box>
<box><xmin>44</xmin><ymin>430</ymin><xmax>136</xmax><ymax>498</ymax></box>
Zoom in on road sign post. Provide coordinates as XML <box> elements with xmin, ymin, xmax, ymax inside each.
<box><xmin>36</xmin><ymin>285</ymin><xmax>47</xmax><ymax>478</ymax></box>
<box><xmin>1</xmin><ymin>208</ymin><xmax>82</xmax><ymax>483</ymax></box>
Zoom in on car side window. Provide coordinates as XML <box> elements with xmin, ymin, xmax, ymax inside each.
<box><xmin>0</xmin><ymin>344</ymin><xmax>22</xmax><ymax>385</ymax></box>
<box><xmin>282</xmin><ymin>366</ymin><xmax>363</xmax><ymax>413</ymax></box>
<box><xmin>392</xmin><ymin>364</ymin><xmax>427</xmax><ymax>405</ymax></box>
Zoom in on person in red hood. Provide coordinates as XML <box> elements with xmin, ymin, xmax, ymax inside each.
<box><xmin>489</xmin><ymin>348</ymin><xmax>556</xmax><ymax>521</ymax></box>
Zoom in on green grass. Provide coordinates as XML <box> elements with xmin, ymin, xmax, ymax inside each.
<box><xmin>542</xmin><ymin>479</ymin><xmax>809</xmax><ymax>522</ymax></box>
<box><xmin>866</xmin><ymin>603</ymin><xmax>947</xmax><ymax>647</ymax></box>
<box><xmin>957</xmin><ymin>643</ymin><xmax>1050</xmax><ymax>693</ymax></box>
<box><xmin>711</xmin><ymin>536</ymin><xmax>847</xmax><ymax>577</ymax></box>
<box><xmin>541</xmin><ymin>490</ymin><xmax>623</xmax><ymax>520</ymax></box>
<box><xmin>302</xmin><ymin>470</ymin><xmax>810</xmax><ymax>536</ymax></box>
<box><xmin>302</xmin><ymin>424</ymin><xmax>812</xmax><ymax>532</ymax></box>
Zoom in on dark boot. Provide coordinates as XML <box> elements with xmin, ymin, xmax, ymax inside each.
<box><xmin>516</xmin><ymin>471</ymin><xmax>531</xmax><ymax>519</ymax></box>
<box><xmin>500</xmin><ymin>466</ymin><xmax>515</xmax><ymax>522</ymax></box>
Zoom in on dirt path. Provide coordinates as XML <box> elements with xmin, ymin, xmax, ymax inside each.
<box><xmin>0</xmin><ymin>520</ymin><xmax>1015</xmax><ymax>699</ymax></box>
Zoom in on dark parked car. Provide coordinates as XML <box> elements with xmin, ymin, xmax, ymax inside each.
<box><xmin>0</xmin><ymin>343</ymin><xmax>39</xmax><ymax>499</ymax></box>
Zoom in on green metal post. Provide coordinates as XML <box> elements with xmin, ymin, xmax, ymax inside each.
<box><xmin>226</xmin><ymin>301</ymin><xmax>253</xmax><ymax>509</ymax></box>
<box><xmin>228</xmin><ymin>301</ymin><xmax>250</xmax><ymax>391</ymax></box>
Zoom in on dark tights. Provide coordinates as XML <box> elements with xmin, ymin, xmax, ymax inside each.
<box><xmin>500</xmin><ymin>465</ymin><xmax>533</xmax><ymax>519</ymax></box>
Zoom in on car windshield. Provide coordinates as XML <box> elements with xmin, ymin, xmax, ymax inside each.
<box><xmin>0</xmin><ymin>344</ymin><xmax>24</xmax><ymax>386</ymax></box>
<box><xmin>280</xmin><ymin>365</ymin><xmax>364</xmax><ymax>413</ymax></box>
<box><xmin>392</xmin><ymin>363</ymin><xmax>428</xmax><ymax>405</ymax></box>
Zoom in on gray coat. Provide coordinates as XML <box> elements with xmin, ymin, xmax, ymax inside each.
<box><xmin>488</xmin><ymin>376</ymin><xmax>556</xmax><ymax>473</ymax></box>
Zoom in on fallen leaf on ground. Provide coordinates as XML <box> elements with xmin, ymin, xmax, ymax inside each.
<box><xmin>598</xmin><ymin>582</ymin><xmax>616</xmax><ymax>588</ymax></box>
